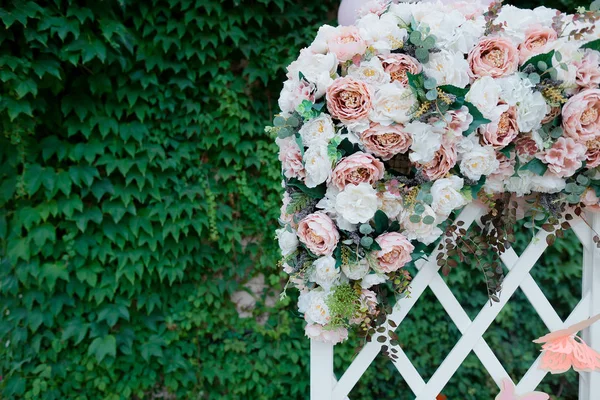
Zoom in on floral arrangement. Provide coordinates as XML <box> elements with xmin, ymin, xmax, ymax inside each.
<box><xmin>268</xmin><ymin>0</ymin><xmax>600</xmax><ymax>345</ymax></box>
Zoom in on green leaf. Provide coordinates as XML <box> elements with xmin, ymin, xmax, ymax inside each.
<box><xmin>30</xmin><ymin>224</ymin><xmax>56</xmax><ymax>247</ymax></box>
<box><xmin>286</xmin><ymin>178</ymin><xmax>325</xmax><ymax>199</ymax></box>
<box><xmin>463</xmin><ymin>102</ymin><xmax>491</xmax><ymax>136</ymax></box>
<box><xmin>521</xmin><ymin>158</ymin><xmax>548</xmax><ymax>176</ymax></box>
<box><xmin>520</xmin><ymin>50</ymin><xmax>555</xmax><ymax>73</ymax></box>
<box><xmin>581</xmin><ymin>38</ymin><xmax>600</xmax><ymax>51</ymax></box>
<box><xmin>88</xmin><ymin>335</ymin><xmax>117</xmax><ymax>363</ymax></box>
<box><xmin>470</xmin><ymin>176</ymin><xmax>487</xmax><ymax>199</ymax></box>
<box><xmin>373</xmin><ymin>210</ymin><xmax>389</xmax><ymax>235</ymax></box>
<box><xmin>39</xmin><ymin>263</ymin><xmax>69</xmax><ymax>291</ymax></box>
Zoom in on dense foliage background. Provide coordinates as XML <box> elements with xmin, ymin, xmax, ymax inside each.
<box><xmin>0</xmin><ymin>0</ymin><xmax>588</xmax><ymax>399</ymax></box>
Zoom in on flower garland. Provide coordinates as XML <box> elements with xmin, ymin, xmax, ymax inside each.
<box><xmin>268</xmin><ymin>0</ymin><xmax>600</xmax><ymax>345</ymax></box>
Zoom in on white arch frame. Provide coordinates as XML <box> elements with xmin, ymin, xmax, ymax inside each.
<box><xmin>310</xmin><ymin>203</ymin><xmax>600</xmax><ymax>400</ymax></box>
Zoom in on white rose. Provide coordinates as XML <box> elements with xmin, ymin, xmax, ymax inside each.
<box><xmin>466</xmin><ymin>76</ymin><xmax>504</xmax><ymax>121</ymax></box>
<box><xmin>387</xmin><ymin>2</ymin><xmax>418</xmax><ymax>26</ymax></box>
<box><xmin>342</xmin><ymin>258</ymin><xmax>371</xmax><ymax>280</ymax></box>
<box><xmin>424</xmin><ymin>51</ymin><xmax>470</xmax><ymax>88</ymax></box>
<box><xmin>361</xmin><ymin>272</ymin><xmax>388</xmax><ymax>289</ymax></box>
<box><xmin>287</xmin><ymin>49</ymin><xmax>337</xmax><ymax>98</ymax></box>
<box><xmin>311</xmin><ymin>256</ymin><xmax>341</xmax><ymax>290</ymax></box>
<box><xmin>406</xmin><ymin>121</ymin><xmax>444</xmax><ymax>164</ymax></box>
<box><xmin>446</xmin><ymin>17</ymin><xmax>486</xmax><ymax>54</ymax></box>
<box><xmin>299</xmin><ymin>114</ymin><xmax>336</xmax><ymax>147</ymax></box>
<box><xmin>348</xmin><ymin>57</ymin><xmax>390</xmax><ymax>86</ymax></box>
<box><xmin>357</xmin><ymin>13</ymin><xmax>407</xmax><ymax>52</ymax></box>
<box><xmin>378</xmin><ymin>191</ymin><xmax>404</xmax><ymax>219</ymax></box>
<box><xmin>431</xmin><ymin>176</ymin><xmax>467</xmax><ymax>218</ymax></box>
<box><xmin>276</xmin><ymin>228</ymin><xmax>299</xmax><ymax>256</ymax></box>
<box><xmin>495</xmin><ymin>5</ymin><xmax>537</xmax><ymax>44</ymax></box>
<box><xmin>335</xmin><ymin>183</ymin><xmax>379</xmax><ymax>224</ymax></box>
<box><xmin>402</xmin><ymin>204</ymin><xmax>443</xmax><ymax>245</ymax></box>
<box><xmin>304</xmin><ymin>144</ymin><xmax>331</xmax><ymax>188</ymax></box>
<box><xmin>505</xmin><ymin>171</ymin><xmax>534</xmax><ymax>197</ymax></box>
<box><xmin>517</xmin><ymin>90</ymin><xmax>549</xmax><ymax>133</ymax></box>
<box><xmin>531</xmin><ymin>173</ymin><xmax>566</xmax><ymax>194</ymax></box>
<box><xmin>278</xmin><ymin>79</ymin><xmax>313</xmax><ymax>115</ymax></box>
<box><xmin>303</xmin><ymin>289</ymin><xmax>331</xmax><ymax>325</ymax></box>
<box><xmin>298</xmin><ymin>290</ymin><xmax>312</xmax><ymax>313</ymax></box>
<box><xmin>309</xmin><ymin>25</ymin><xmax>337</xmax><ymax>54</ymax></box>
<box><xmin>459</xmin><ymin>144</ymin><xmax>499</xmax><ymax>181</ymax></box>
<box><xmin>369</xmin><ymin>82</ymin><xmax>416</xmax><ymax>126</ymax></box>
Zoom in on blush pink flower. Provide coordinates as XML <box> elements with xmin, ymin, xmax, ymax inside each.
<box><xmin>326</xmin><ymin>77</ymin><xmax>373</xmax><ymax>123</ymax></box>
<box><xmin>360</xmin><ymin>123</ymin><xmax>412</xmax><ymax>160</ymax></box>
<box><xmin>518</xmin><ymin>25</ymin><xmax>558</xmax><ymax>64</ymax></box>
<box><xmin>297</xmin><ymin>212</ymin><xmax>340</xmax><ymax>256</ymax></box>
<box><xmin>539</xmin><ymin>137</ymin><xmax>587</xmax><ymax>178</ymax></box>
<box><xmin>574</xmin><ymin>50</ymin><xmax>600</xmax><ymax>91</ymax></box>
<box><xmin>468</xmin><ymin>37</ymin><xmax>519</xmax><ymax>78</ymax></box>
<box><xmin>542</xmin><ymin>106</ymin><xmax>561</xmax><ymax>125</ymax></box>
<box><xmin>379</xmin><ymin>54</ymin><xmax>422</xmax><ymax>86</ymax></box>
<box><xmin>374</xmin><ymin>232</ymin><xmax>414</xmax><ymax>273</ymax></box>
<box><xmin>327</xmin><ymin>26</ymin><xmax>367</xmax><ymax>62</ymax></box>
<box><xmin>582</xmin><ymin>188</ymin><xmax>600</xmax><ymax>210</ymax></box>
<box><xmin>480</xmin><ymin>106</ymin><xmax>519</xmax><ymax>149</ymax></box>
<box><xmin>277</xmin><ymin>137</ymin><xmax>305</xmax><ymax>180</ymax></box>
<box><xmin>280</xmin><ymin>191</ymin><xmax>296</xmax><ymax>227</ymax></box>
<box><xmin>443</xmin><ymin>0</ymin><xmax>487</xmax><ymax>19</ymax></box>
<box><xmin>445</xmin><ymin>107</ymin><xmax>473</xmax><ymax>137</ymax></box>
<box><xmin>331</xmin><ymin>152</ymin><xmax>385</xmax><ymax>190</ymax></box>
<box><xmin>585</xmin><ymin>139</ymin><xmax>600</xmax><ymax>169</ymax></box>
<box><xmin>515</xmin><ymin>134</ymin><xmax>540</xmax><ymax>157</ymax></box>
<box><xmin>305</xmin><ymin>324</ymin><xmax>348</xmax><ymax>344</ymax></box>
<box><xmin>562</xmin><ymin>89</ymin><xmax>600</xmax><ymax>143</ymax></box>
<box><xmin>422</xmin><ymin>141</ymin><xmax>458</xmax><ymax>180</ymax></box>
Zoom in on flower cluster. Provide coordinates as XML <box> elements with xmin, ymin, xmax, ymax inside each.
<box><xmin>271</xmin><ymin>0</ymin><xmax>600</xmax><ymax>344</ymax></box>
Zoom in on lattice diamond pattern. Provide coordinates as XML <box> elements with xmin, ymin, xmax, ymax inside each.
<box><xmin>310</xmin><ymin>203</ymin><xmax>600</xmax><ymax>400</ymax></box>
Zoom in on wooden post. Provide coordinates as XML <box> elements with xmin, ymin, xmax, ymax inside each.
<box><xmin>311</xmin><ymin>339</ymin><xmax>334</xmax><ymax>400</ymax></box>
<box><xmin>580</xmin><ymin>210</ymin><xmax>600</xmax><ymax>400</ymax></box>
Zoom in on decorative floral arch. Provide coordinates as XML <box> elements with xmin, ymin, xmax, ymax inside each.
<box><xmin>268</xmin><ymin>0</ymin><xmax>600</xmax><ymax>381</ymax></box>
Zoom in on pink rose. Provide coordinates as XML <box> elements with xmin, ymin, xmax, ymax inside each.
<box><xmin>331</xmin><ymin>152</ymin><xmax>385</xmax><ymax>190</ymax></box>
<box><xmin>326</xmin><ymin>76</ymin><xmax>373</xmax><ymax>123</ymax></box>
<box><xmin>518</xmin><ymin>26</ymin><xmax>558</xmax><ymax>64</ymax></box>
<box><xmin>542</xmin><ymin>106</ymin><xmax>561</xmax><ymax>125</ymax></box>
<box><xmin>305</xmin><ymin>324</ymin><xmax>348</xmax><ymax>344</ymax></box>
<box><xmin>327</xmin><ymin>26</ymin><xmax>367</xmax><ymax>62</ymax></box>
<box><xmin>374</xmin><ymin>232</ymin><xmax>414</xmax><ymax>273</ymax></box>
<box><xmin>280</xmin><ymin>192</ymin><xmax>296</xmax><ymax>226</ymax></box>
<box><xmin>360</xmin><ymin>123</ymin><xmax>412</xmax><ymax>160</ymax></box>
<box><xmin>480</xmin><ymin>106</ymin><xmax>519</xmax><ymax>149</ymax></box>
<box><xmin>297</xmin><ymin>212</ymin><xmax>340</xmax><ymax>256</ymax></box>
<box><xmin>586</xmin><ymin>140</ymin><xmax>600</xmax><ymax>169</ymax></box>
<box><xmin>575</xmin><ymin>50</ymin><xmax>600</xmax><ymax>91</ymax></box>
<box><xmin>422</xmin><ymin>141</ymin><xmax>457</xmax><ymax>180</ymax></box>
<box><xmin>380</xmin><ymin>54</ymin><xmax>422</xmax><ymax>86</ymax></box>
<box><xmin>468</xmin><ymin>37</ymin><xmax>519</xmax><ymax>78</ymax></box>
<box><xmin>539</xmin><ymin>137</ymin><xmax>587</xmax><ymax>178</ymax></box>
<box><xmin>445</xmin><ymin>107</ymin><xmax>473</xmax><ymax>137</ymax></box>
<box><xmin>582</xmin><ymin>188</ymin><xmax>600</xmax><ymax>211</ymax></box>
<box><xmin>278</xmin><ymin>79</ymin><xmax>316</xmax><ymax>114</ymax></box>
<box><xmin>515</xmin><ymin>134</ymin><xmax>539</xmax><ymax>157</ymax></box>
<box><xmin>562</xmin><ymin>89</ymin><xmax>600</xmax><ymax>143</ymax></box>
<box><xmin>277</xmin><ymin>137</ymin><xmax>305</xmax><ymax>180</ymax></box>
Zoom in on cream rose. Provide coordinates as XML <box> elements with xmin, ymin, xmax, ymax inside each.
<box><xmin>406</xmin><ymin>121</ymin><xmax>444</xmax><ymax>164</ymax></box>
<box><xmin>401</xmin><ymin>205</ymin><xmax>443</xmax><ymax>245</ymax></box>
<box><xmin>304</xmin><ymin>144</ymin><xmax>331</xmax><ymax>188</ymax></box>
<box><xmin>342</xmin><ymin>258</ymin><xmax>370</xmax><ymax>280</ymax></box>
<box><xmin>311</xmin><ymin>256</ymin><xmax>341</xmax><ymax>290</ymax></box>
<box><xmin>424</xmin><ymin>50</ymin><xmax>471</xmax><ymax>88</ymax></box>
<box><xmin>459</xmin><ymin>144</ymin><xmax>500</xmax><ymax>181</ymax></box>
<box><xmin>369</xmin><ymin>82</ymin><xmax>416</xmax><ymax>126</ymax></box>
<box><xmin>347</xmin><ymin>57</ymin><xmax>390</xmax><ymax>86</ymax></box>
<box><xmin>276</xmin><ymin>228</ymin><xmax>299</xmax><ymax>257</ymax></box>
<box><xmin>299</xmin><ymin>114</ymin><xmax>336</xmax><ymax>147</ymax></box>
<box><xmin>466</xmin><ymin>76</ymin><xmax>505</xmax><ymax>121</ymax></box>
<box><xmin>335</xmin><ymin>183</ymin><xmax>379</xmax><ymax>224</ymax></box>
<box><xmin>431</xmin><ymin>176</ymin><xmax>467</xmax><ymax>217</ymax></box>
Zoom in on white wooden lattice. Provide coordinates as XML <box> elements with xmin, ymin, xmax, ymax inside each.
<box><xmin>310</xmin><ymin>202</ymin><xmax>600</xmax><ymax>400</ymax></box>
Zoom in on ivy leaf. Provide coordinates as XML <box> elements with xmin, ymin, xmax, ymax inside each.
<box><xmin>30</xmin><ymin>224</ymin><xmax>56</xmax><ymax>247</ymax></box>
<box><xmin>521</xmin><ymin>158</ymin><xmax>548</xmax><ymax>176</ymax></box>
<box><xmin>88</xmin><ymin>335</ymin><xmax>117</xmax><ymax>363</ymax></box>
<box><xmin>39</xmin><ymin>263</ymin><xmax>69</xmax><ymax>291</ymax></box>
<box><xmin>464</xmin><ymin>102</ymin><xmax>491</xmax><ymax>136</ymax></box>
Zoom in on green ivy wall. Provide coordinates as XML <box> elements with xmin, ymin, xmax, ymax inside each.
<box><xmin>0</xmin><ymin>0</ymin><xmax>587</xmax><ymax>399</ymax></box>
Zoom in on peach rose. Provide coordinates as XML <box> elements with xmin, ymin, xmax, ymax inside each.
<box><xmin>480</xmin><ymin>106</ymin><xmax>519</xmax><ymax>149</ymax></box>
<box><xmin>374</xmin><ymin>232</ymin><xmax>414</xmax><ymax>273</ymax></box>
<box><xmin>422</xmin><ymin>141</ymin><xmax>457</xmax><ymax>180</ymax></box>
<box><xmin>331</xmin><ymin>152</ymin><xmax>385</xmax><ymax>190</ymax></box>
<box><xmin>542</xmin><ymin>106</ymin><xmax>561</xmax><ymax>125</ymax></box>
<box><xmin>574</xmin><ymin>50</ymin><xmax>600</xmax><ymax>91</ymax></box>
<box><xmin>586</xmin><ymin>139</ymin><xmax>600</xmax><ymax>169</ymax></box>
<box><xmin>327</xmin><ymin>26</ymin><xmax>367</xmax><ymax>62</ymax></box>
<box><xmin>360</xmin><ymin>123</ymin><xmax>412</xmax><ymax>160</ymax></box>
<box><xmin>468</xmin><ymin>37</ymin><xmax>519</xmax><ymax>78</ymax></box>
<box><xmin>562</xmin><ymin>89</ymin><xmax>600</xmax><ymax>143</ymax></box>
<box><xmin>539</xmin><ymin>137</ymin><xmax>587</xmax><ymax>178</ymax></box>
<box><xmin>277</xmin><ymin>137</ymin><xmax>305</xmax><ymax>179</ymax></box>
<box><xmin>326</xmin><ymin>77</ymin><xmax>373</xmax><ymax>123</ymax></box>
<box><xmin>305</xmin><ymin>324</ymin><xmax>348</xmax><ymax>344</ymax></box>
<box><xmin>379</xmin><ymin>54</ymin><xmax>422</xmax><ymax>86</ymax></box>
<box><xmin>297</xmin><ymin>212</ymin><xmax>340</xmax><ymax>256</ymax></box>
<box><xmin>518</xmin><ymin>26</ymin><xmax>558</xmax><ymax>64</ymax></box>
